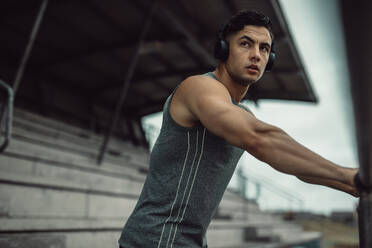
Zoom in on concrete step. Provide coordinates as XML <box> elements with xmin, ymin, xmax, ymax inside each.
<box><xmin>214</xmin><ymin>233</ymin><xmax>321</xmax><ymax>248</ymax></box>
<box><xmin>219</xmin><ymin>194</ymin><xmax>261</xmax><ymax>212</ymax></box>
<box><xmin>2</xmin><ymin>137</ymin><xmax>146</xmax><ymax>181</ymax></box>
<box><xmin>13</xmin><ymin>109</ymin><xmax>93</xmax><ymax>140</ymax></box>
<box><xmin>218</xmin><ymin>190</ymin><xmax>262</xmax><ymax>217</ymax></box>
<box><xmin>0</xmin><ymin>233</ymin><xmax>67</xmax><ymax>248</ymax></box>
<box><xmin>1</xmin><ymin>217</ymin><xmax>273</xmax><ymax>232</ymax></box>
<box><xmin>221</xmin><ymin>213</ymin><xmax>283</xmax><ymax>226</ymax></box>
<box><xmin>0</xmin><ymin>152</ymin><xmax>145</xmax><ymax>193</ymax></box>
<box><xmin>0</xmin><ymin>165</ymin><xmax>144</xmax><ymax>197</ymax></box>
<box><xmin>1</xmin><ymin>108</ymin><xmax>320</xmax><ymax>248</ymax></box>
<box><xmin>218</xmin><ymin>202</ymin><xmax>265</xmax><ymax>216</ymax></box>
<box><xmin>12</xmin><ymin>117</ymin><xmax>149</xmax><ymax>167</ymax></box>
<box><xmin>0</xmin><ymin>171</ymin><xmax>282</xmax><ymax>227</ymax></box>
<box><xmin>209</xmin><ymin>219</ymin><xmax>302</xmax><ymax>234</ymax></box>
<box><xmin>0</xmin><ymin>217</ymin><xmax>125</xmax><ymax>232</ymax></box>
<box><xmin>0</xmin><ymin>215</ymin><xmax>318</xmax><ymax>248</ymax></box>
<box><xmin>0</xmin><ymin>217</ymin><xmax>267</xmax><ymax>248</ymax></box>
<box><xmin>0</xmin><ymin>172</ymin><xmax>140</xmax><ymax>219</ymax></box>
<box><xmin>1</xmin><ymin>231</ymin><xmax>319</xmax><ymax>248</ymax></box>
<box><xmin>12</xmin><ymin>124</ymin><xmax>130</xmax><ymax>167</ymax></box>
<box><xmin>207</xmin><ymin>219</ymin><xmax>315</xmax><ymax>248</ymax></box>
<box><xmin>13</xmin><ymin>108</ymin><xmax>149</xmax><ymax>160</ymax></box>
<box><xmin>218</xmin><ymin>190</ymin><xmax>287</xmax><ymax>226</ymax></box>
<box><xmin>0</xmin><ymin>231</ymin><xmax>121</xmax><ymax>248</ymax></box>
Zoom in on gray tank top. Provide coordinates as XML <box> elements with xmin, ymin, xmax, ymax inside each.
<box><xmin>119</xmin><ymin>72</ymin><xmax>248</xmax><ymax>248</ymax></box>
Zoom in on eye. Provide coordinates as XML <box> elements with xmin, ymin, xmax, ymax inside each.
<box><xmin>260</xmin><ymin>46</ymin><xmax>270</xmax><ymax>53</ymax></box>
<box><xmin>240</xmin><ymin>41</ymin><xmax>250</xmax><ymax>47</ymax></box>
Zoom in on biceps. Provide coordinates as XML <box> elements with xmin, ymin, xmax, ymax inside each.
<box><xmin>192</xmin><ymin>99</ymin><xmax>259</xmax><ymax>149</ymax></box>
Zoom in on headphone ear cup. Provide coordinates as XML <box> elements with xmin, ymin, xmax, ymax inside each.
<box><xmin>265</xmin><ymin>51</ymin><xmax>275</xmax><ymax>72</ymax></box>
<box><xmin>214</xmin><ymin>40</ymin><xmax>229</xmax><ymax>61</ymax></box>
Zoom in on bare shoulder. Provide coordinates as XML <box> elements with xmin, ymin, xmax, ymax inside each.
<box><xmin>182</xmin><ymin>74</ymin><xmax>227</xmax><ymax>91</ymax></box>
<box><xmin>170</xmin><ymin>74</ymin><xmax>230</xmax><ymax>127</ymax></box>
<box><xmin>183</xmin><ymin>75</ymin><xmax>255</xmax><ymax>117</ymax></box>
<box><xmin>177</xmin><ymin>74</ymin><xmax>231</xmax><ymax>102</ymax></box>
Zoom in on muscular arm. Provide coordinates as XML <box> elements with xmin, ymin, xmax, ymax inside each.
<box><xmin>178</xmin><ymin>75</ymin><xmax>357</xmax><ymax>196</ymax></box>
<box><xmin>297</xmin><ymin>175</ymin><xmax>359</xmax><ymax>197</ymax></box>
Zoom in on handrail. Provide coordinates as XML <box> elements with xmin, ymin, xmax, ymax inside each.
<box><xmin>0</xmin><ymin>80</ymin><xmax>14</xmax><ymax>153</ymax></box>
<box><xmin>241</xmin><ymin>172</ymin><xmax>304</xmax><ymax>208</ymax></box>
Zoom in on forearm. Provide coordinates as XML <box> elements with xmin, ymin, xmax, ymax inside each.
<box><xmin>297</xmin><ymin>175</ymin><xmax>358</xmax><ymax>197</ymax></box>
<box><xmin>248</xmin><ymin>127</ymin><xmax>354</xmax><ymax>187</ymax></box>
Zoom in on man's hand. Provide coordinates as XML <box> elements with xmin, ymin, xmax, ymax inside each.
<box><xmin>297</xmin><ymin>167</ymin><xmax>359</xmax><ymax>197</ymax></box>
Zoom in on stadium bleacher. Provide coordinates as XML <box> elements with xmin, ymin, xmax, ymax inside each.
<box><xmin>0</xmin><ymin>108</ymin><xmax>321</xmax><ymax>248</ymax></box>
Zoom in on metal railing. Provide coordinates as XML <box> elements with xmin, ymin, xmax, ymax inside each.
<box><xmin>234</xmin><ymin>168</ymin><xmax>304</xmax><ymax>211</ymax></box>
<box><xmin>0</xmin><ymin>0</ymin><xmax>47</xmax><ymax>152</ymax></box>
<box><xmin>0</xmin><ymin>80</ymin><xmax>14</xmax><ymax>153</ymax></box>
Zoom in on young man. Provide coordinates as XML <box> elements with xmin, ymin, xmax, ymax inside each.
<box><xmin>119</xmin><ymin>10</ymin><xmax>358</xmax><ymax>248</ymax></box>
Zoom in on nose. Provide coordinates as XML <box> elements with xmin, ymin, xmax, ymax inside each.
<box><xmin>249</xmin><ymin>45</ymin><xmax>261</xmax><ymax>63</ymax></box>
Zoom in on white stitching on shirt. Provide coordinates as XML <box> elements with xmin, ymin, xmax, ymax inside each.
<box><xmin>157</xmin><ymin>131</ymin><xmax>190</xmax><ymax>248</ymax></box>
<box><xmin>165</xmin><ymin>130</ymin><xmax>199</xmax><ymax>247</ymax></box>
<box><xmin>170</xmin><ymin>128</ymin><xmax>206</xmax><ymax>247</ymax></box>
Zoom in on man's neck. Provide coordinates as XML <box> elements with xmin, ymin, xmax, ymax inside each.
<box><xmin>213</xmin><ymin>65</ymin><xmax>249</xmax><ymax>103</ymax></box>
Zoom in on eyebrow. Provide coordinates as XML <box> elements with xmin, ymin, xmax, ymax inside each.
<box><xmin>238</xmin><ymin>35</ymin><xmax>271</xmax><ymax>49</ymax></box>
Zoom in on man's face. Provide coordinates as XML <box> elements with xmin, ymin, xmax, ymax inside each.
<box><xmin>225</xmin><ymin>25</ymin><xmax>272</xmax><ymax>86</ymax></box>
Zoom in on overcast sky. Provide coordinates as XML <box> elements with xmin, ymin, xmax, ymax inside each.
<box><xmin>143</xmin><ymin>0</ymin><xmax>359</xmax><ymax>214</ymax></box>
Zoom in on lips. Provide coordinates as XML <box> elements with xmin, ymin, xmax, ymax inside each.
<box><xmin>246</xmin><ymin>64</ymin><xmax>259</xmax><ymax>73</ymax></box>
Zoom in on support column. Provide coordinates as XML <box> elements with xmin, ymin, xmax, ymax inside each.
<box><xmin>340</xmin><ymin>1</ymin><xmax>372</xmax><ymax>247</ymax></box>
<box><xmin>358</xmin><ymin>191</ymin><xmax>372</xmax><ymax>248</ymax></box>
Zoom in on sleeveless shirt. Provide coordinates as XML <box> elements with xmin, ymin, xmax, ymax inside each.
<box><xmin>119</xmin><ymin>72</ymin><xmax>249</xmax><ymax>248</ymax></box>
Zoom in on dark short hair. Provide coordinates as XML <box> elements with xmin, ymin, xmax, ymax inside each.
<box><xmin>219</xmin><ymin>10</ymin><xmax>274</xmax><ymax>42</ymax></box>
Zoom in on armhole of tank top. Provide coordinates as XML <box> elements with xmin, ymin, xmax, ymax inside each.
<box><xmin>164</xmin><ymin>84</ymin><xmax>202</xmax><ymax>132</ymax></box>
<box><xmin>204</xmin><ymin>72</ymin><xmax>236</xmax><ymax>105</ymax></box>
<box><xmin>164</xmin><ymin>72</ymin><xmax>237</xmax><ymax>131</ymax></box>
<box><xmin>238</xmin><ymin>102</ymin><xmax>255</xmax><ymax>116</ymax></box>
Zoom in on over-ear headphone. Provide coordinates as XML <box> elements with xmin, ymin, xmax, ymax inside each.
<box><xmin>214</xmin><ymin>28</ymin><xmax>276</xmax><ymax>72</ymax></box>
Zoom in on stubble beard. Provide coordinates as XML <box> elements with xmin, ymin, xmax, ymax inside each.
<box><xmin>226</xmin><ymin>64</ymin><xmax>258</xmax><ymax>87</ymax></box>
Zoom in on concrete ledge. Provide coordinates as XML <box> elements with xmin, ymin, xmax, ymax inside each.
<box><xmin>210</xmin><ymin>232</ymin><xmax>321</xmax><ymax>248</ymax></box>
<box><xmin>12</xmin><ymin>121</ymin><xmax>148</xmax><ymax>167</ymax></box>
<box><xmin>243</xmin><ymin>231</ymin><xmax>321</xmax><ymax>248</ymax></box>
<box><xmin>14</xmin><ymin>109</ymin><xmax>93</xmax><ymax>139</ymax></box>
<box><xmin>209</xmin><ymin>220</ymin><xmax>300</xmax><ymax>230</ymax></box>
<box><xmin>13</xmin><ymin>108</ymin><xmax>149</xmax><ymax>160</ymax></box>
<box><xmin>0</xmin><ymin>233</ymin><xmax>66</xmax><ymax>248</ymax></box>
<box><xmin>0</xmin><ymin>217</ymin><xmax>319</xmax><ymax>248</ymax></box>
<box><xmin>0</xmin><ymin>218</ymin><xmax>280</xmax><ymax>232</ymax></box>
<box><xmin>0</xmin><ymin>171</ymin><xmax>141</xmax><ymax>198</ymax></box>
<box><xmin>9</xmin><ymin>132</ymin><xmax>147</xmax><ymax>172</ymax></box>
<box><xmin>1</xmin><ymin>231</ymin><xmax>121</xmax><ymax>248</ymax></box>
<box><xmin>3</xmin><ymin>139</ymin><xmax>146</xmax><ymax>182</ymax></box>
<box><xmin>0</xmin><ymin>182</ymin><xmax>138</xmax><ymax>219</ymax></box>
<box><xmin>0</xmin><ymin>218</ymin><xmax>126</xmax><ymax>232</ymax></box>
<box><xmin>12</xmin><ymin>124</ymin><xmax>131</xmax><ymax>168</ymax></box>
<box><xmin>0</xmin><ymin>153</ymin><xmax>146</xmax><ymax>196</ymax></box>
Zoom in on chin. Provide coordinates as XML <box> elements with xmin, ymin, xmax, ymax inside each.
<box><xmin>227</xmin><ymin>67</ymin><xmax>260</xmax><ymax>86</ymax></box>
<box><xmin>238</xmin><ymin>75</ymin><xmax>258</xmax><ymax>86</ymax></box>
<box><xmin>234</xmin><ymin>77</ymin><xmax>256</xmax><ymax>87</ymax></box>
